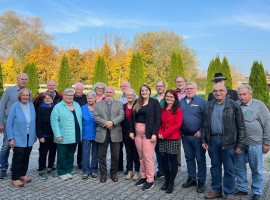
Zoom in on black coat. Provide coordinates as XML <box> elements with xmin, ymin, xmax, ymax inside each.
<box><xmin>130</xmin><ymin>97</ymin><xmax>161</xmax><ymax>139</ymax></box>
<box><xmin>208</xmin><ymin>89</ymin><xmax>238</xmax><ymax>101</ymax></box>
<box><xmin>201</xmin><ymin>98</ymin><xmax>246</xmax><ymax>150</ymax></box>
<box><xmin>36</xmin><ymin>105</ymin><xmax>54</xmax><ymax>139</ymax></box>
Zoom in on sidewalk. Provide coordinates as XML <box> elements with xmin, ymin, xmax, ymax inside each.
<box><xmin>0</xmin><ymin>135</ymin><xmax>270</xmax><ymax>200</ymax></box>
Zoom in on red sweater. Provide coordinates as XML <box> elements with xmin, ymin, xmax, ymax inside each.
<box><xmin>158</xmin><ymin>108</ymin><xmax>182</xmax><ymax>139</ymax></box>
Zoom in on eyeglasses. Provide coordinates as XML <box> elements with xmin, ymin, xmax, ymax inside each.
<box><xmin>213</xmin><ymin>89</ymin><xmax>226</xmax><ymax>93</ymax></box>
<box><xmin>96</xmin><ymin>87</ymin><xmax>103</xmax><ymax>90</ymax></box>
<box><xmin>186</xmin><ymin>88</ymin><xmax>195</xmax><ymax>91</ymax></box>
<box><xmin>156</xmin><ymin>85</ymin><xmax>164</xmax><ymax>88</ymax></box>
<box><xmin>64</xmin><ymin>94</ymin><xmax>74</xmax><ymax>97</ymax></box>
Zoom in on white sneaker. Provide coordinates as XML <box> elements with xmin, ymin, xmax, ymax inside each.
<box><xmin>66</xmin><ymin>173</ymin><xmax>73</xmax><ymax>179</ymax></box>
<box><xmin>59</xmin><ymin>175</ymin><xmax>68</xmax><ymax>181</ymax></box>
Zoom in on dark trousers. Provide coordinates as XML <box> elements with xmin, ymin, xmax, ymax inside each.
<box><xmin>208</xmin><ymin>137</ymin><xmax>236</xmax><ymax>195</ymax></box>
<box><xmin>82</xmin><ymin>139</ymin><xmax>98</xmax><ymax>174</ymax></box>
<box><xmin>118</xmin><ymin>142</ymin><xmax>124</xmax><ymax>171</ymax></box>
<box><xmin>77</xmin><ymin>143</ymin><xmax>82</xmax><ymax>165</ymax></box>
<box><xmin>12</xmin><ymin>146</ymin><xmax>32</xmax><ymax>180</ymax></box>
<box><xmin>38</xmin><ymin>137</ymin><xmax>57</xmax><ymax>171</ymax></box>
<box><xmin>123</xmin><ymin>133</ymin><xmax>140</xmax><ymax>172</ymax></box>
<box><xmin>98</xmin><ymin>132</ymin><xmax>120</xmax><ymax>177</ymax></box>
<box><xmin>160</xmin><ymin>152</ymin><xmax>178</xmax><ymax>185</ymax></box>
<box><xmin>56</xmin><ymin>143</ymin><xmax>77</xmax><ymax>176</ymax></box>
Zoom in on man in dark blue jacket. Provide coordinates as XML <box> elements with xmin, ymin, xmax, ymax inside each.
<box><xmin>180</xmin><ymin>82</ymin><xmax>207</xmax><ymax>193</ymax></box>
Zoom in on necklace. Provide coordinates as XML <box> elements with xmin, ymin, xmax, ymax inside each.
<box><xmin>20</xmin><ymin>103</ymin><xmax>28</xmax><ymax>112</ymax></box>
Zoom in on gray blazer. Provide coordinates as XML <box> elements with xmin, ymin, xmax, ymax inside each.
<box><xmin>94</xmin><ymin>100</ymin><xmax>124</xmax><ymax>143</ymax></box>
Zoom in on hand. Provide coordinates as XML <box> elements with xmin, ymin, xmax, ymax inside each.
<box><xmin>39</xmin><ymin>138</ymin><xmax>45</xmax><ymax>143</ymax></box>
<box><xmin>202</xmin><ymin>143</ymin><xmax>208</xmax><ymax>150</ymax></box>
<box><xmin>151</xmin><ymin>135</ymin><xmax>157</xmax><ymax>143</ymax></box>
<box><xmin>235</xmin><ymin>148</ymin><xmax>242</xmax><ymax>154</ymax></box>
<box><xmin>180</xmin><ymin>131</ymin><xmax>184</xmax><ymax>137</ymax></box>
<box><xmin>129</xmin><ymin>133</ymin><xmax>135</xmax><ymax>140</ymax></box>
<box><xmin>104</xmin><ymin>121</ymin><xmax>113</xmax><ymax>129</ymax></box>
<box><xmin>56</xmin><ymin>137</ymin><xmax>62</xmax><ymax>142</ymax></box>
<box><xmin>158</xmin><ymin>134</ymin><xmax>164</xmax><ymax>139</ymax></box>
<box><xmin>9</xmin><ymin>139</ymin><xmax>14</xmax><ymax>149</ymax></box>
<box><xmin>263</xmin><ymin>144</ymin><xmax>270</xmax><ymax>154</ymax></box>
<box><xmin>194</xmin><ymin>131</ymin><xmax>201</xmax><ymax>138</ymax></box>
<box><xmin>0</xmin><ymin>125</ymin><xmax>4</xmax><ymax>133</ymax></box>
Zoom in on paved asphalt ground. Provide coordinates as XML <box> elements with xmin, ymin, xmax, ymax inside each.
<box><xmin>0</xmin><ymin>134</ymin><xmax>270</xmax><ymax>200</ymax></box>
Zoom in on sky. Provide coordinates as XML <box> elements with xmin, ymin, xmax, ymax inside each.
<box><xmin>1</xmin><ymin>0</ymin><xmax>270</xmax><ymax>75</ymax></box>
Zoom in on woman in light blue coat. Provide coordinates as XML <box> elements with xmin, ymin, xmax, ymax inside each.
<box><xmin>51</xmin><ymin>88</ymin><xmax>82</xmax><ymax>181</ymax></box>
<box><xmin>6</xmin><ymin>88</ymin><xmax>36</xmax><ymax>187</ymax></box>
<box><xmin>81</xmin><ymin>91</ymin><xmax>98</xmax><ymax>179</ymax></box>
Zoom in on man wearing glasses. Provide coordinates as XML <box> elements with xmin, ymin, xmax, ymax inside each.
<box><xmin>208</xmin><ymin>73</ymin><xmax>238</xmax><ymax>101</ymax></box>
<box><xmin>152</xmin><ymin>81</ymin><xmax>166</xmax><ymax>179</ymax></box>
<box><xmin>180</xmin><ymin>82</ymin><xmax>207</xmax><ymax>193</ymax></box>
<box><xmin>202</xmin><ymin>83</ymin><xmax>245</xmax><ymax>200</ymax></box>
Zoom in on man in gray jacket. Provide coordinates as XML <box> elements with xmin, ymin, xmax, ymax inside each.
<box><xmin>0</xmin><ymin>73</ymin><xmax>32</xmax><ymax>178</ymax></box>
<box><xmin>234</xmin><ymin>85</ymin><xmax>270</xmax><ymax>200</ymax></box>
<box><xmin>94</xmin><ymin>86</ymin><xmax>124</xmax><ymax>183</ymax></box>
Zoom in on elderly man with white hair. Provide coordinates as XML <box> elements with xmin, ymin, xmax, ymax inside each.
<box><xmin>234</xmin><ymin>84</ymin><xmax>270</xmax><ymax>200</ymax></box>
<box><xmin>34</xmin><ymin>80</ymin><xmax>63</xmax><ymax>110</ymax></box>
<box><xmin>73</xmin><ymin>82</ymin><xmax>87</xmax><ymax>169</ymax></box>
<box><xmin>94</xmin><ymin>86</ymin><xmax>124</xmax><ymax>183</ymax></box>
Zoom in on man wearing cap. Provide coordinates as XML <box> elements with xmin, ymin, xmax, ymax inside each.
<box><xmin>234</xmin><ymin>84</ymin><xmax>270</xmax><ymax>200</ymax></box>
<box><xmin>208</xmin><ymin>73</ymin><xmax>238</xmax><ymax>101</ymax></box>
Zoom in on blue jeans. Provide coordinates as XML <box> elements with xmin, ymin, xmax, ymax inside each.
<box><xmin>0</xmin><ymin>124</ymin><xmax>11</xmax><ymax>171</ymax></box>
<box><xmin>208</xmin><ymin>137</ymin><xmax>236</xmax><ymax>195</ymax></box>
<box><xmin>235</xmin><ymin>145</ymin><xmax>263</xmax><ymax>195</ymax></box>
<box><xmin>82</xmin><ymin>139</ymin><xmax>98</xmax><ymax>174</ymax></box>
<box><xmin>182</xmin><ymin>135</ymin><xmax>206</xmax><ymax>182</ymax></box>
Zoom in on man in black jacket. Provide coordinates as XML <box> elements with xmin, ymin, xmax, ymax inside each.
<box><xmin>208</xmin><ymin>73</ymin><xmax>238</xmax><ymax>101</ymax></box>
<box><xmin>34</xmin><ymin>80</ymin><xmax>63</xmax><ymax>110</ymax></box>
<box><xmin>202</xmin><ymin>83</ymin><xmax>245</xmax><ymax>200</ymax></box>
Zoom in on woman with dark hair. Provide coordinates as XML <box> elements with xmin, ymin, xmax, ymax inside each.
<box><xmin>36</xmin><ymin>92</ymin><xmax>56</xmax><ymax>179</ymax></box>
<box><xmin>130</xmin><ymin>84</ymin><xmax>161</xmax><ymax>191</ymax></box>
<box><xmin>158</xmin><ymin>90</ymin><xmax>182</xmax><ymax>193</ymax></box>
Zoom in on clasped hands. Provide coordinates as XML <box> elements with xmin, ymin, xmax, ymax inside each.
<box><xmin>103</xmin><ymin>121</ymin><xmax>113</xmax><ymax>130</ymax></box>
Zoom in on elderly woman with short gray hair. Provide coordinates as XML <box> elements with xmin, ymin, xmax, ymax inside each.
<box><xmin>92</xmin><ymin>82</ymin><xmax>107</xmax><ymax>102</ymax></box>
<box><xmin>50</xmin><ymin>88</ymin><xmax>82</xmax><ymax>181</ymax></box>
<box><xmin>81</xmin><ymin>91</ymin><xmax>98</xmax><ymax>179</ymax></box>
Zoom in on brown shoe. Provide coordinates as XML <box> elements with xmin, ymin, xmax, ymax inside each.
<box><xmin>225</xmin><ymin>195</ymin><xmax>234</xmax><ymax>200</ymax></box>
<box><xmin>111</xmin><ymin>175</ymin><xmax>118</xmax><ymax>182</ymax></box>
<box><xmin>20</xmin><ymin>176</ymin><xmax>31</xmax><ymax>183</ymax></box>
<box><xmin>205</xmin><ymin>190</ymin><xmax>223</xmax><ymax>199</ymax></box>
<box><xmin>100</xmin><ymin>176</ymin><xmax>107</xmax><ymax>183</ymax></box>
<box><xmin>11</xmin><ymin>180</ymin><xmax>24</xmax><ymax>187</ymax></box>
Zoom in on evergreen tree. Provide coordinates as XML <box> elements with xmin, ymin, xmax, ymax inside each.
<box><xmin>26</xmin><ymin>62</ymin><xmax>39</xmax><ymax>99</ymax></box>
<box><xmin>249</xmin><ymin>61</ymin><xmax>269</xmax><ymax>106</ymax></box>
<box><xmin>92</xmin><ymin>56</ymin><xmax>108</xmax><ymax>85</ymax></box>
<box><xmin>23</xmin><ymin>62</ymin><xmax>31</xmax><ymax>75</ymax></box>
<box><xmin>129</xmin><ymin>52</ymin><xmax>145</xmax><ymax>94</ymax></box>
<box><xmin>214</xmin><ymin>55</ymin><xmax>222</xmax><ymax>72</ymax></box>
<box><xmin>0</xmin><ymin>63</ymin><xmax>4</xmax><ymax>99</ymax></box>
<box><xmin>205</xmin><ymin>59</ymin><xmax>215</xmax><ymax>100</ymax></box>
<box><xmin>221</xmin><ymin>57</ymin><xmax>232</xmax><ymax>89</ymax></box>
<box><xmin>167</xmin><ymin>51</ymin><xmax>185</xmax><ymax>89</ymax></box>
<box><xmin>58</xmin><ymin>55</ymin><xmax>72</xmax><ymax>94</ymax></box>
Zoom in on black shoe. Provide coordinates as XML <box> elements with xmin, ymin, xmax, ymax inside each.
<box><xmin>182</xmin><ymin>177</ymin><xmax>197</xmax><ymax>188</ymax></box>
<box><xmin>154</xmin><ymin>171</ymin><xmax>165</xmax><ymax>180</ymax></box>
<box><xmin>0</xmin><ymin>170</ymin><xmax>6</xmax><ymax>179</ymax></box>
<box><xmin>161</xmin><ymin>183</ymin><xmax>168</xmax><ymax>190</ymax></box>
<box><xmin>78</xmin><ymin>163</ymin><xmax>82</xmax><ymax>169</ymax></box>
<box><xmin>234</xmin><ymin>188</ymin><xmax>248</xmax><ymax>196</ymax></box>
<box><xmin>197</xmin><ymin>181</ymin><xmax>205</xmax><ymax>193</ymax></box>
<box><xmin>135</xmin><ymin>178</ymin><xmax>147</xmax><ymax>186</ymax></box>
<box><xmin>166</xmin><ymin>183</ymin><xmax>174</xmax><ymax>194</ymax></box>
<box><xmin>124</xmin><ymin>169</ymin><xmax>128</xmax><ymax>175</ymax></box>
<box><xmin>251</xmin><ymin>194</ymin><xmax>261</xmax><ymax>200</ymax></box>
<box><xmin>142</xmin><ymin>182</ymin><xmax>154</xmax><ymax>191</ymax></box>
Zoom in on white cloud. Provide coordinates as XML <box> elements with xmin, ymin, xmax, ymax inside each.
<box><xmin>233</xmin><ymin>14</ymin><xmax>270</xmax><ymax>30</ymax></box>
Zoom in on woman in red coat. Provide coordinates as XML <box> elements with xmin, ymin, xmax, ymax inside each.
<box><xmin>158</xmin><ymin>90</ymin><xmax>182</xmax><ymax>194</ymax></box>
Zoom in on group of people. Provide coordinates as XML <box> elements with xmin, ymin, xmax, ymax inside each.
<box><xmin>0</xmin><ymin>72</ymin><xmax>269</xmax><ymax>200</ymax></box>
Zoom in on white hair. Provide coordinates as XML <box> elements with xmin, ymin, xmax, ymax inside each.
<box><xmin>63</xmin><ymin>88</ymin><xmax>75</xmax><ymax>95</ymax></box>
<box><xmin>237</xmin><ymin>84</ymin><xmax>253</xmax><ymax>94</ymax></box>
<box><xmin>75</xmin><ymin>82</ymin><xmax>85</xmax><ymax>89</ymax></box>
